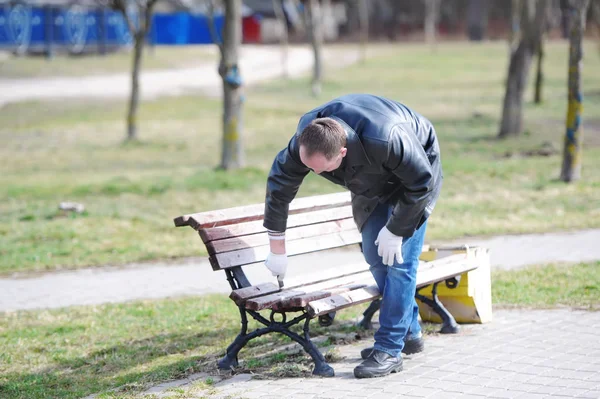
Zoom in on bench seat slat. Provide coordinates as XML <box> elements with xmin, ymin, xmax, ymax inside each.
<box><xmin>306</xmin><ymin>252</ymin><xmax>478</xmax><ymax>317</ymax></box>
<box><xmin>229</xmin><ymin>283</ymin><xmax>280</xmax><ymax>304</ymax></box>
<box><xmin>307</xmin><ymin>285</ymin><xmax>381</xmax><ymax>317</ymax></box>
<box><xmin>275</xmin><ymin>283</ymin><xmax>370</xmax><ymax>310</ymax></box>
<box><xmin>174</xmin><ymin>191</ymin><xmax>351</xmax><ymax>229</ymax></box>
<box><xmin>211</xmin><ymin>229</ymin><xmax>363</xmax><ymax>269</ymax></box>
<box><xmin>199</xmin><ymin>207</ymin><xmax>354</xmax><ymax>243</ymax></box>
<box><xmin>207</xmin><ymin>218</ymin><xmax>357</xmax><ymax>255</ymax></box>
<box><xmin>245</xmin><ymin>270</ymin><xmax>374</xmax><ymax>311</ymax></box>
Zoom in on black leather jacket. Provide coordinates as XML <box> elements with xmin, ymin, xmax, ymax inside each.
<box><xmin>263</xmin><ymin>94</ymin><xmax>442</xmax><ymax>239</ymax></box>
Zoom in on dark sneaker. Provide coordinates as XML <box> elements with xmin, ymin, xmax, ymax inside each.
<box><xmin>353</xmin><ymin>349</ymin><xmax>403</xmax><ymax>378</ymax></box>
<box><xmin>360</xmin><ymin>336</ymin><xmax>424</xmax><ymax>359</ymax></box>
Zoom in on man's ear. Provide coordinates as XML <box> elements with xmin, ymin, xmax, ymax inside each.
<box><xmin>340</xmin><ymin>147</ymin><xmax>348</xmax><ymax>158</ymax></box>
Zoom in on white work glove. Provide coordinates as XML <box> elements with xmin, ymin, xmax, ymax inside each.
<box><xmin>265</xmin><ymin>252</ymin><xmax>287</xmax><ymax>281</ymax></box>
<box><xmin>375</xmin><ymin>226</ymin><xmax>403</xmax><ymax>266</ymax></box>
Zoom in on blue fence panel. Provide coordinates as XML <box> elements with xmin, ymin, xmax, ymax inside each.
<box><xmin>0</xmin><ymin>4</ymin><xmax>132</xmax><ymax>53</ymax></box>
<box><xmin>187</xmin><ymin>14</ymin><xmax>224</xmax><ymax>44</ymax></box>
<box><xmin>0</xmin><ymin>5</ymin><xmax>224</xmax><ymax>52</ymax></box>
<box><xmin>151</xmin><ymin>12</ymin><xmax>224</xmax><ymax>45</ymax></box>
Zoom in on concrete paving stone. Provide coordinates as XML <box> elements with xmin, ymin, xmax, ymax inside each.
<box><xmin>396</xmin><ymin>386</ymin><xmax>441</xmax><ymax>397</ymax></box>
<box><xmin>269</xmin><ymin>387</ymin><xmax>304</xmax><ymax>396</ymax></box>
<box><xmin>520</xmin><ymin>365</ymin><xmax>555</xmax><ymax>375</ymax></box>
<box><xmin>484</xmin><ymin>379</ymin><xmax>517</xmax><ymax>390</ymax></box>
<box><xmin>514</xmin><ymin>393</ymin><xmax>555</xmax><ymax>399</ymax></box>
<box><xmin>312</xmin><ymin>390</ymin><xmax>351</xmax><ymax>399</ymax></box>
<box><xmin>527</xmin><ymin>384</ymin><xmax>564</xmax><ymax>395</ymax></box>
<box><xmin>496</xmin><ymin>362</ymin><xmax>531</xmax><ymax>373</ymax></box>
<box><xmin>460</xmin><ymin>366</ymin><xmax>498</xmax><ymax>376</ymax></box>
<box><xmin>578</xmin><ymin>363</ymin><xmax>600</xmax><ymax>372</ymax></box>
<box><xmin>576</xmin><ymin>393</ymin><xmax>600</xmax><ymax>399</ymax></box>
<box><xmin>430</xmin><ymin>392</ymin><xmax>468</xmax><ymax>399</ymax></box>
<box><xmin>438</xmin><ymin>372</ymin><xmax>470</xmax><ymax>383</ymax></box>
<box><xmin>551</xmin><ymin>378</ymin><xmax>585</xmax><ymax>388</ymax></box>
<box><xmin>422</xmin><ymin>370</ymin><xmax>457</xmax><ymax>381</ymax></box>
<box><xmin>566</xmin><ymin>379</ymin><xmax>600</xmax><ymax>390</ymax></box>
<box><xmin>487</xmin><ymin>389</ymin><xmax>524</xmax><ymax>398</ymax></box>
<box><xmin>553</xmin><ymin>387</ymin><xmax>594</xmax><ymax>397</ymax></box>
<box><xmin>454</xmin><ymin>357</ymin><xmax>495</xmax><ymax>368</ymax></box>
<box><xmin>507</xmin><ymin>382</ymin><xmax>542</xmax><ymax>392</ymax></box>
<box><xmin>526</xmin><ymin>375</ymin><xmax>560</xmax><ymax>386</ymax></box>
<box><xmin>570</xmin><ymin>371</ymin><xmax>599</xmax><ymax>380</ymax></box>
<box><xmin>504</xmin><ymin>373</ymin><xmax>535</xmax><ymax>383</ymax></box>
<box><xmin>299</xmin><ymin>385</ymin><xmax>333</xmax><ymax>394</ymax></box>
<box><xmin>480</xmin><ymin>370</ymin><xmax>516</xmax><ymax>380</ymax></box>
<box><xmin>286</xmin><ymin>395</ymin><xmax>316</xmax><ymax>399</ymax></box>
<box><xmin>491</xmin><ymin>353</ymin><xmax>528</xmax><ymax>363</ymax></box>
<box><xmin>552</xmin><ymin>353</ymin><xmax>582</xmax><ymax>362</ymax></box>
<box><xmin>464</xmin><ymin>385</ymin><xmax>507</xmax><ymax>397</ymax></box>
<box><xmin>556</xmin><ymin>369</ymin><xmax>592</xmax><ymax>380</ymax></box>
<box><xmin>403</xmin><ymin>365</ymin><xmax>437</xmax><ymax>376</ymax></box>
<box><xmin>232</xmin><ymin>391</ymin><xmax>268</xmax><ymax>399</ymax></box>
<box><xmin>543</xmin><ymin>366</ymin><xmax>578</xmax><ymax>376</ymax></box>
<box><xmin>381</xmin><ymin>382</ymin><xmax>418</xmax><ymax>395</ymax></box>
<box><xmin>264</xmin><ymin>378</ymin><xmax>302</xmax><ymax>386</ymax></box>
<box><xmin>575</xmin><ymin>390</ymin><xmax>600</xmax><ymax>398</ymax></box>
<box><xmin>442</xmin><ymin>382</ymin><xmax>473</xmax><ymax>394</ymax></box>
<box><xmin>365</xmin><ymin>391</ymin><xmax>393</xmax><ymax>399</ymax></box>
<box><xmin>398</xmin><ymin>376</ymin><xmax>439</xmax><ymax>387</ymax></box>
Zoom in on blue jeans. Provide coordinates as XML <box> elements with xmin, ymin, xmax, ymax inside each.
<box><xmin>361</xmin><ymin>202</ymin><xmax>427</xmax><ymax>358</ymax></box>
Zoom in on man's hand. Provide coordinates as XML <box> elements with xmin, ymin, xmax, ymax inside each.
<box><xmin>375</xmin><ymin>226</ymin><xmax>403</xmax><ymax>266</ymax></box>
<box><xmin>265</xmin><ymin>252</ymin><xmax>288</xmax><ymax>283</ymax></box>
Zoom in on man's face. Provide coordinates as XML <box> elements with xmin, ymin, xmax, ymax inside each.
<box><xmin>299</xmin><ymin>145</ymin><xmax>347</xmax><ymax>175</ymax></box>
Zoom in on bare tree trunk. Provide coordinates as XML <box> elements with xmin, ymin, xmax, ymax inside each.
<box><xmin>272</xmin><ymin>0</ymin><xmax>289</xmax><ymax>78</ymax></box>
<box><xmin>127</xmin><ymin>32</ymin><xmax>144</xmax><ymax>141</ymax></box>
<box><xmin>424</xmin><ymin>0</ymin><xmax>440</xmax><ymax>50</ymax></box>
<box><xmin>509</xmin><ymin>0</ymin><xmax>522</xmax><ymax>54</ymax></box>
<box><xmin>533</xmin><ymin>0</ymin><xmax>549</xmax><ymax>104</ymax></box>
<box><xmin>561</xmin><ymin>0</ymin><xmax>591</xmax><ymax>182</ymax></box>
<box><xmin>307</xmin><ymin>0</ymin><xmax>323</xmax><ymax>97</ymax></box>
<box><xmin>358</xmin><ymin>0</ymin><xmax>368</xmax><ymax>63</ymax></box>
<box><xmin>220</xmin><ymin>0</ymin><xmax>244</xmax><ymax>170</ymax></box>
<box><xmin>467</xmin><ymin>0</ymin><xmax>489</xmax><ymax>41</ymax></box>
<box><xmin>116</xmin><ymin>0</ymin><xmax>157</xmax><ymax>141</ymax></box>
<box><xmin>498</xmin><ymin>0</ymin><xmax>546</xmax><ymax>138</ymax></box>
<box><xmin>533</xmin><ymin>38</ymin><xmax>545</xmax><ymax>104</ymax></box>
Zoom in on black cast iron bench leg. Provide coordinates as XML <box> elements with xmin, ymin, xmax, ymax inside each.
<box><xmin>218</xmin><ymin>305</ymin><xmax>335</xmax><ymax>377</ymax></box>
<box><xmin>415</xmin><ymin>282</ymin><xmax>460</xmax><ymax>334</ymax></box>
<box><xmin>358</xmin><ymin>281</ymin><xmax>460</xmax><ymax>334</ymax></box>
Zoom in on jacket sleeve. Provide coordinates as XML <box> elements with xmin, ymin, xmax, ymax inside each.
<box><xmin>263</xmin><ymin>136</ymin><xmax>310</xmax><ymax>232</ymax></box>
<box><xmin>384</xmin><ymin>123</ymin><xmax>434</xmax><ymax>238</ymax></box>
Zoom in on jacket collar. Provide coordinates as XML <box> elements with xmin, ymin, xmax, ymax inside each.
<box><xmin>329</xmin><ymin>116</ymin><xmax>372</xmax><ymax>171</ymax></box>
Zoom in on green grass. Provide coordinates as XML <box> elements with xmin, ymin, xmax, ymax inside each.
<box><xmin>1</xmin><ymin>41</ymin><xmax>600</xmax><ymax>275</ymax></box>
<box><xmin>492</xmin><ymin>261</ymin><xmax>600</xmax><ymax>309</ymax></box>
<box><xmin>1</xmin><ymin>261</ymin><xmax>598</xmax><ymax>399</ymax></box>
<box><xmin>0</xmin><ymin>294</ymin><xmax>367</xmax><ymax>399</ymax></box>
<box><xmin>0</xmin><ymin>45</ymin><xmax>218</xmax><ymax>78</ymax></box>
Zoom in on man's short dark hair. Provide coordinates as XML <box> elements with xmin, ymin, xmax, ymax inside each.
<box><xmin>298</xmin><ymin>117</ymin><xmax>347</xmax><ymax>160</ymax></box>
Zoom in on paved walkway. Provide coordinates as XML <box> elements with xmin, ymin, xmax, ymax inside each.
<box><xmin>1</xmin><ymin>229</ymin><xmax>599</xmax><ymax>312</ymax></box>
<box><xmin>144</xmin><ymin>308</ymin><xmax>600</xmax><ymax>398</ymax></box>
<box><xmin>0</xmin><ymin>45</ymin><xmax>359</xmax><ymax>105</ymax></box>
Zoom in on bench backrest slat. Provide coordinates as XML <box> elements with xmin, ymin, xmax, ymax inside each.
<box><xmin>210</xmin><ymin>229</ymin><xmax>363</xmax><ymax>269</ymax></box>
<box><xmin>199</xmin><ymin>206</ymin><xmax>354</xmax><ymax>243</ymax></box>
<box><xmin>174</xmin><ymin>191</ymin><xmax>351</xmax><ymax>229</ymax></box>
<box><xmin>206</xmin><ymin>217</ymin><xmax>356</xmax><ymax>255</ymax></box>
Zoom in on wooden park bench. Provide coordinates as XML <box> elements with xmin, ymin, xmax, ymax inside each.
<box><xmin>174</xmin><ymin>192</ymin><xmax>490</xmax><ymax>377</ymax></box>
